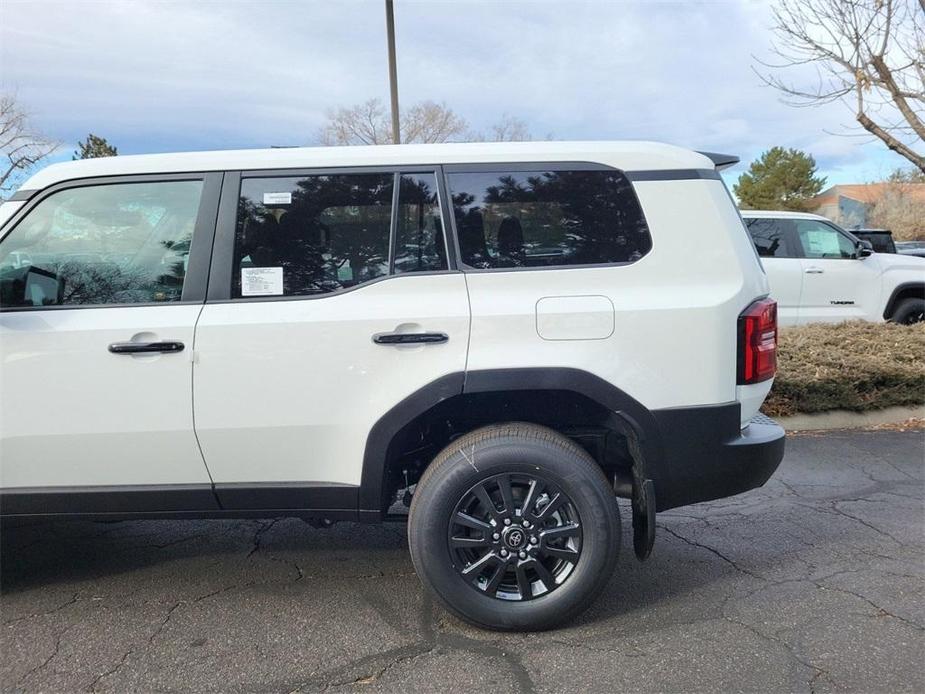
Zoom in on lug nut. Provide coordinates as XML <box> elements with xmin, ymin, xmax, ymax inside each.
<box><xmin>492</xmin><ymin>532</ymin><xmax>500</xmax><ymax>540</ymax></box>
<box><xmin>519</xmin><ymin>551</ymin><xmax>527</xmax><ymax>559</ymax></box>
<box><xmin>530</xmin><ymin>536</ymin><xmax>538</xmax><ymax>544</ymax></box>
<box><xmin>500</xmin><ymin>549</ymin><xmax>509</xmax><ymax>557</ymax></box>
<box><xmin>503</xmin><ymin>518</ymin><xmax>512</xmax><ymax>526</ymax></box>
<box><xmin>522</xmin><ymin>520</ymin><xmax>531</xmax><ymax>528</ymax></box>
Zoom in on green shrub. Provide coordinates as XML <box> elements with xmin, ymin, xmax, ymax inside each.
<box><xmin>761</xmin><ymin>322</ymin><xmax>925</xmax><ymax>417</ymax></box>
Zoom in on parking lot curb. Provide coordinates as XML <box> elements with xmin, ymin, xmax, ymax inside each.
<box><xmin>775</xmin><ymin>405</ymin><xmax>925</xmax><ymax>431</ymax></box>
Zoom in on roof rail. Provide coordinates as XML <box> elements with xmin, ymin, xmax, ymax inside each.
<box><xmin>697</xmin><ymin>151</ymin><xmax>740</xmax><ymax>171</ymax></box>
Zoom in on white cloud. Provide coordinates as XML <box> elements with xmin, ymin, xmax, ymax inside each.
<box><xmin>0</xmin><ymin>0</ymin><xmax>915</xmax><ymax>182</ymax></box>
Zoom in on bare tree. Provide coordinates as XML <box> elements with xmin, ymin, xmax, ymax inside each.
<box><xmin>481</xmin><ymin>114</ymin><xmax>532</xmax><ymax>142</ymax></box>
<box><xmin>1</xmin><ymin>94</ymin><xmax>57</xmax><ymax>198</ymax></box>
<box><xmin>867</xmin><ymin>168</ymin><xmax>925</xmax><ymax>240</ymax></box>
<box><xmin>318</xmin><ymin>98</ymin><xmax>536</xmax><ymax>145</ymax></box>
<box><xmin>758</xmin><ymin>0</ymin><xmax>925</xmax><ymax>172</ymax></box>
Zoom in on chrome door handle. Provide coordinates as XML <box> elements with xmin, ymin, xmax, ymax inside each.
<box><xmin>372</xmin><ymin>332</ymin><xmax>448</xmax><ymax>345</ymax></box>
<box><xmin>108</xmin><ymin>341</ymin><xmax>185</xmax><ymax>354</ymax></box>
<box><xmin>804</xmin><ymin>267</ymin><xmax>824</xmax><ymax>274</ymax></box>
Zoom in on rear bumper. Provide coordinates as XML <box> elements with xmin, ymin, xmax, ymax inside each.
<box><xmin>649</xmin><ymin>406</ymin><xmax>786</xmax><ymax>511</ymax></box>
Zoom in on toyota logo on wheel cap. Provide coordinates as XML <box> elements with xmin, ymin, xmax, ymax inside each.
<box><xmin>505</xmin><ymin>528</ymin><xmax>525</xmax><ymax>548</ymax></box>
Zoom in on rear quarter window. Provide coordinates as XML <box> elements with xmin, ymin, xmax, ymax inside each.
<box><xmin>447</xmin><ymin>169</ymin><xmax>651</xmax><ymax>269</ymax></box>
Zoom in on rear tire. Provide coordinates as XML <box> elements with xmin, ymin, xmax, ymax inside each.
<box><xmin>408</xmin><ymin>422</ymin><xmax>620</xmax><ymax>631</ymax></box>
<box><xmin>890</xmin><ymin>297</ymin><xmax>925</xmax><ymax>325</ymax></box>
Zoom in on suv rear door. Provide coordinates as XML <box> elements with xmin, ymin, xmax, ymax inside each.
<box><xmin>743</xmin><ymin>217</ymin><xmax>804</xmax><ymax>326</ymax></box>
<box><xmin>0</xmin><ymin>175</ymin><xmax>221</xmax><ymax>510</ymax></box>
<box><xmin>192</xmin><ymin>169</ymin><xmax>469</xmax><ymax>512</ymax></box>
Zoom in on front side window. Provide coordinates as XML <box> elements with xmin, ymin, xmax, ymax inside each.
<box><xmin>0</xmin><ymin>180</ymin><xmax>203</xmax><ymax>308</ymax></box>
<box><xmin>233</xmin><ymin>174</ymin><xmax>394</xmax><ymax>297</ymax></box>
<box><xmin>744</xmin><ymin>218</ymin><xmax>794</xmax><ymax>258</ymax></box>
<box><xmin>447</xmin><ymin>169</ymin><xmax>651</xmax><ymax>269</ymax></box>
<box><xmin>795</xmin><ymin>220</ymin><xmax>856</xmax><ymax>259</ymax></box>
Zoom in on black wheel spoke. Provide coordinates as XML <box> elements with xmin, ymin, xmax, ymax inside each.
<box><xmin>497</xmin><ymin>475</ymin><xmax>515</xmax><ymax>515</ymax></box>
<box><xmin>535</xmin><ymin>492</ymin><xmax>565</xmax><ymax>521</ymax></box>
<box><xmin>521</xmin><ymin>479</ymin><xmax>544</xmax><ymax>519</ymax></box>
<box><xmin>454</xmin><ymin>511</ymin><xmax>492</xmax><ymax>533</ymax></box>
<box><xmin>543</xmin><ymin>545</ymin><xmax>580</xmax><ymax>563</ymax></box>
<box><xmin>541</xmin><ymin>522</ymin><xmax>581</xmax><ymax>542</ymax></box>
<box><xmin>449</xmin><ymin>472</ymin><xmax>582</xmax><ymax>602</ymax></box>
<box><xmin>461</xmin><ymin>551</ymin><xmax>497</xmax><ymax>577</ymax></box>
<box><xmin>515</xmin><ymin>563</ymin><xmax>532</xmax><ymax>599</ymax></box>
<box><xmin>530</xmin><ymin>558</ymin><xmax>556</xmax><ymax>591</ymax></box>
<box><xmin>484</xmin><ymin>562</ymin><xmax>507</xmax><ymax>595</ymax></box>
<box><xmin>473</xmin><ymin>484</ymin><xmax>503</xmax><ymax>522</ymax></box>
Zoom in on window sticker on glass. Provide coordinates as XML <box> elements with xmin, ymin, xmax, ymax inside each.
<box><xmin>263</xmin><ymin>192</ymin><xmax>292</xmax><ymax>205</ymax></box>
<box><xmin>241</xmin><ymin>267</ymin><xmax>283</xmax><ymax>296</ymax></box>
<box><xmin>803</xmin><ymin>230</ymin><xmax>840</xmax><ymax>256</ymax></box>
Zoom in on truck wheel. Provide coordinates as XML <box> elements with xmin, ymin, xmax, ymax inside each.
<box><xmin>890</xmin><ymin>298</ymin><xmax>925</xmax><ymax>325</ymax></box>
<box><xmin>408</xmin><ymin>423</ymin><xmax>620</xmax><ymax>631</ymax></box>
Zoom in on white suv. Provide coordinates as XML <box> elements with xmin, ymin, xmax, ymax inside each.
<box><xmin>0</xmin><ymin>142</ymin><xmax>785</xmax><ymax>630</ymax></box>
<box><xmin>742</xmin><ymin>211</ymin><xmax>925</xmax><ymax>326</ymax></box>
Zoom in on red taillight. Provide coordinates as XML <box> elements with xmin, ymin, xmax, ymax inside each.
<box><xmin>738</xmin><ymin>298</ymin><xmax>777</xmax><ymax>385</ymax></box>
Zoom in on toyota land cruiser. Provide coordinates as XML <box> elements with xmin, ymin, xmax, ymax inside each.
<box><xmin>0</xmin><ymin>142</ymin><xmax>785</xmax><ymax>630</ymax></box>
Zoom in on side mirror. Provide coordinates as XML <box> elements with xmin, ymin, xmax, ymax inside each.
<box><xmin>856</xmin><ymin>240</ymin><xmax>874</xmax><ymax>258</ymax></box>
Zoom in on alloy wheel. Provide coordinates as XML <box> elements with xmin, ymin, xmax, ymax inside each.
<box><xmin>448</xmin><ymin>473</ymin><xmax>582</xmax><ymax>601</ymax></box>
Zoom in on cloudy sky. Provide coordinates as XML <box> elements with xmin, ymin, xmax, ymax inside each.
<box><xmin>0</xmin><ymin>0</ymin><xmax>915</xmax><ymax>189</ymax></box>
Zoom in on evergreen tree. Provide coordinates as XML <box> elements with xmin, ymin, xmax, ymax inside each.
<box><xmin>734</xmin><ymin>147</ymin><xmax>826</xmax><ymax>210</ymax></box>
<box><xmin>73</xmin><ymin>133</ymin><xmax>117</xmax><ymax>159</ymax></box>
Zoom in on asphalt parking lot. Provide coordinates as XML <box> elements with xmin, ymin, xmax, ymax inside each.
<box><xmin>1</xmin><ymin>428</ymin><xmax>923</xmax><ymax>693</ymax></box>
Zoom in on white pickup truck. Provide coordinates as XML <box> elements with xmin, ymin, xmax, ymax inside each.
<box><xmin>742</xmin><ymin>211</ymin><xmax>925</xmax><ymax>326</ymax></box>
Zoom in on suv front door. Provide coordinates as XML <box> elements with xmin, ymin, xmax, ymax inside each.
<box><xmin>793</xmin><ymin>219</ymin><xmax>880</xmax><ymax>323</ymax></box>
<box><xmin>0</xmin><ymin>176</ymin><xmax>221</xmax><ymax>510</ymax></box>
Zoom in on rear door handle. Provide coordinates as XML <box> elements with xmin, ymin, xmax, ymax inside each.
<box><xmin>108</xmin><ymin>341</ymin><xmax>185</xmax><ymax>354</ymax></box>
<box><xmin>804</xmin><ymin>267</ymin><xmax>824</xmax><ymax>274</ymax></box>
<box><xmin>372</xmin><ymin>332</ymin><xmax>448</xmax><ymax>345</ymax></box>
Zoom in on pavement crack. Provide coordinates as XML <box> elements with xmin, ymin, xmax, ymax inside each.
<box><xmin>3</xmin><ymin>591</ymin><xmax>80</xmax><ymax>626</ymax></box>
<box><xmin>246</xmin><ymin>519</ymin><xmax>280</xmax><ymax>559</ymax></box>
<box><xmin>148</xmin><ymin>601</ymin><xmax>183</xmax><ymax>643</ymax></box>
<box><xmin>349</xmin><ymin>644</ymin><xmax>437</xmax><ymax>686</ymax></box>
<box><xmin>87</xmin><ymin>647</ymin><xmax>134</xmax><ymax>692</ymax></box>
<box><xmin>17</xmin><ymin>624</ymin><xmax>72</xmax><ymax>686</ymax></box>
<box><xmin>722</xmin><ymin>614</ymin><xmax>834</xmax><ymax>692</ymax></box>
<box><xmin>828</xmin><ymin>501</ymin><xmax>907</xmax><ymax>546</ymax></box>
<box><xmin>657</xmin><ymin>523</ymin><xmax>764</xmax><ymax>580</ymax></box>
<box><xmin>816</xmin><ymin>582</ymin><xmax>925</xmax><ymax>631</ymax></box>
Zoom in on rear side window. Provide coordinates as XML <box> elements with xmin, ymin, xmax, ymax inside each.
<box><xmin>233</xmin><ymin>174</ymin><xmax>394</xmax><ymax>297</ymax></box>
<box><xmin>744</xmin><ymin>218</ymin><xmax>795</xmax><ymax>258</ymax></box>
<box><xmin>447</xmin><ymin>169</ymin><xmax>651</xmax><ymax>269</ymax></box>
<box><xmin>0</xmin><ymin>180</ymin><xmax>204</xmax><ymax>308</ymax></box>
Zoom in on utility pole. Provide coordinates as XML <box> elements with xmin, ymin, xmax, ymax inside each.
<box><xmin>385</xmin><ymin>0</ymin><xmax>401</xmax><ymax>144</ymax></box>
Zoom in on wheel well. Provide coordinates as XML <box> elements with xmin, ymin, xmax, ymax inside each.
<box><xmin>885</xmin><ymin>283</ymin><xmax>925</xmax><ymax>319</ymax></box>
<box><xmin>376</xmin><ymin>389</ymin><xmax>635</xmax><ymax>515</ymax></box>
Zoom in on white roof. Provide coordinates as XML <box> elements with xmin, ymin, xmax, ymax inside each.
<box><xmin>20</xmin><ymin>141</ymin><xmax>715</xmax><ymax>191</ymax></box>
<box><xmin>740</xmin><ymin>210</ymin><xmax>831</xmax><ymax>222</ymax></box>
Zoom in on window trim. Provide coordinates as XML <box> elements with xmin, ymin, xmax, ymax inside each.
<box><xmin>0</xmin><ymin>172</ymin><xmax>223</xmax><ymax>313</ymax></box>
<box><xmin>441</xmin><ymin>161</ymin><xmax>653</xmax><ymax>274</ymax></box>
<box><xmin>207</xmin><ymin>166</ymin><xmax>458</xmax><ymax>304</ymax></box>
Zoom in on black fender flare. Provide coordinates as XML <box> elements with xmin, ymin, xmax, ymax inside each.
<box><xmin>358</xmin><ymin>367</ymin><xmax>664</xmax><ymax>513</ymax></box>
<box><xmin>883</xmin><ymin>282</ymin><xmax>925</xmax><ymax>320</ymax></box>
